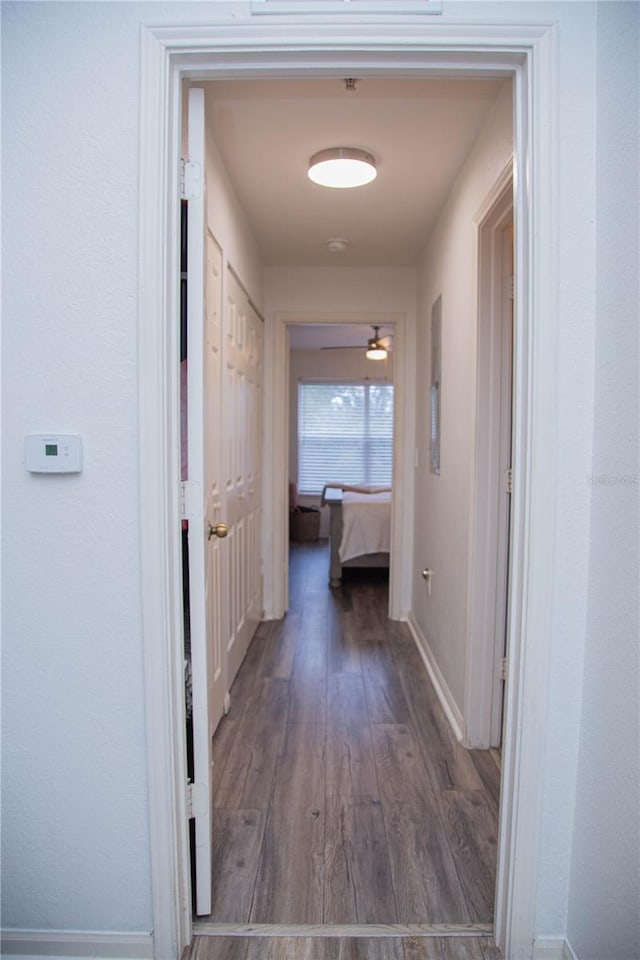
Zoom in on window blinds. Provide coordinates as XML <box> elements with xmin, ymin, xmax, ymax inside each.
<box><xmin>297</xmin><ymin>381</ymin><xmax>394</xmax><ymax>494</ymax></box>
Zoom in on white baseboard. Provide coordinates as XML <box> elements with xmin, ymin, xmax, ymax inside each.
<box><xmin>533</xmin><ymin>937</ymin><xmax>579</xmax><ymax>960</ymax></box>
<box><xmin>0</xmin><ymin>929</ymin><xmax>154</xmax><ymax>960</ymax></box>
<box><xmin>406</xmin><ymin>612</ymin><xmax>465</xmax><ymax>742</ymax></box>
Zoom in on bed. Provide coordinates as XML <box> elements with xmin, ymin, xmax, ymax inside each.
<box><xmin>321</xmin><ymin>484</ymin><xmax>392</xmax><ymax>587</ymax></box>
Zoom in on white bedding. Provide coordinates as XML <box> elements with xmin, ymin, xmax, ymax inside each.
<box><xmin>339</xmin><ymin>491</ymin><xmax>391</xmax><ymax>564</ymax></box>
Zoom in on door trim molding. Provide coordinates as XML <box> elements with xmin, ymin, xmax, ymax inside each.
<box><xmin>138</xmin><ymin>16</ymin><xmax>558</xmax><ymax>960</ymax></box>
<box><xmin>138</xmin><ymin>25</ymin><xmax>191</xmax><ymax>960</ymax></box>
<box><xmin>465</xmin><ymin>164</ymin><xmax>514</xmax><ymax>750</ymax></box>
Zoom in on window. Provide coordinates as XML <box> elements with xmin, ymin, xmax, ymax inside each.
<box><xmin>298</xmin><ymin>381</ymin><xmax>394</xmax><ymax>494</ymax></box>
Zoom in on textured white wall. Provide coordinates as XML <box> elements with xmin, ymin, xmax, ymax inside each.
<box><xmin>566</xmin><ymin>4</ymin><xmax>640</xmax><ymax>958</ymax></box>
<box><xmin>264</xmin><ymin>266</ymin><xmax>417</xmax><ymax>317</ymax></box>
<box><xmin>411</xmin><ymin>83</ymin><xmax>513</xmax><ymax>712</ymax></box>
<box><xmin>1</xmin><ymin>0</ymin><xmax>158</xmax><ymax>933</ymax></box>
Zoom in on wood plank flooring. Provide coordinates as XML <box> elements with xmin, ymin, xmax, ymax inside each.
<box><xmin>188</xmin><ymin>935</ymin><xmax>502</xmax><ymax>960</ymax></box>
<box><xmin>196</xmin><ymin>542</ymin><xmax>501</xmax><ymax>955</ymax></box>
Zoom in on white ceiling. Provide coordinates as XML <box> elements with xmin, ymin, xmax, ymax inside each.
<box><xmin>202</xmin><ymin>75</ymin><xmax>508</xmax><ymax>346</ymax></box>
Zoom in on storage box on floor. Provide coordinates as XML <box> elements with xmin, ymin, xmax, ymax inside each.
<box><xmin>289</xmin><ymin>505</ymin><xmax>320</xmax><ymax>542</ymax></box>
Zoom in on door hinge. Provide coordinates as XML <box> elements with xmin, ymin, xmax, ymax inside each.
<box><xmin>187</xmin><ymin>781</ymin><xmax>206</xmax><ymax>819</ymax></box>
<box><xmin>505</xmin><ymin>467</ymin><xmax>513</xmax><ymax>495</ymax></box>
<box><xmin>180</xmin><ymin>159</ymin><xmax>202</xmax><ymax>201</ymax></box>
<box><xmin>180</xmin><ymin>480</ymin><xmax>199</xmax><ymax>520</ymax></box>
<box><xmin>498</xmin><ymin>657</ymin><xmax>508</xmax><ymax>682</ymax></box>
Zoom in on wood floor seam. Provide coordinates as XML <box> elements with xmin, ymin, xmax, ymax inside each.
<box><xmin>191</xmin><ymin>923</ymin><xmax>495</xmax><ymax>938</ymax></box>
<box><xmin>362</xmin><ymin>651</ymin><xmax>402</xmax><ymax>927</ymax></box>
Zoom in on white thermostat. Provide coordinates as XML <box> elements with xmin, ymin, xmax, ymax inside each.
<box><xmin>25</xmin><ymin>434</ymin><xmax>82</xmax><ymax>474</ymax></box>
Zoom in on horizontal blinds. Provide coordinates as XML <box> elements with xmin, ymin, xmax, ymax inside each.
<box><xmin>298</xmin><ymin>382</ymin><xmax>393</xmax><ymax>494</ymax></box>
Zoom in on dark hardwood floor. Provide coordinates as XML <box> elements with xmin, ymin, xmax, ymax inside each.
<box><xmin>194</xmin><ymin>541</ymin><xmax>501</xmax><ymax>957</ymax></box>
<box><xmin>188</xmin><ymin>935</ymin><xmax>502</xmax><ymax>959</ymax></box>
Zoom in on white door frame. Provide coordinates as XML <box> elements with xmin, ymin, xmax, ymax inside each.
<box><xmin>268</xmin><ymin>310</ymin><xmax>410</xmax><ymax>622</ymax></box>
<box><xmin>138</xmin><ymin>17</ymin><xmax>558</xmax><ymax>960</ymax></box>
<box><xmin>465</xmin><ymin>164</ymin><xmax>514</xmax><ymax>750</ymax></box>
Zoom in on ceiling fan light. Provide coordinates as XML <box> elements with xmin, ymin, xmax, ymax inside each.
<box><xmin>366</xmin><ymin>345</ymin><xmax>387</xmax><ymax>360</ymax></box>
<box><xmin>366</xmin><ymin>337</ymin><xmax>387</xmax><ymax>360</ymax></box>
<box><xmin>366</xmin><ymin>324</ymin><xmax>388</xmax><ymax>359</ymax></box>
<box><xmin>308</xmin><ymin>148</ymin><xmax>377</xmax><ymax>189</ymax></box>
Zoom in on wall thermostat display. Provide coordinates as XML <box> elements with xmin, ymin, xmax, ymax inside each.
<box><xmin>25</xmin><ymin>435</ymin><xmax>82</xmax><ymax>473</ymax></box>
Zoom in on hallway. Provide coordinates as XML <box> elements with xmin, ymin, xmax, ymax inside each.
<box><xmin>199</xmin><ymin>540</ymin><xmax>500</xmax><ymax>935</ymax></box>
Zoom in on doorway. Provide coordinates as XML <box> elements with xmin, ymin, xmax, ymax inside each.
<box><xmin>280</xmin><ymin>313</ymin><xmax>409</xmax><ymax>620</ymax></box>
<box><xmin>138</xmin><ymin>19</ymin><xmax>559</xmax><ymax>960</ymax></box>
<box><xmin>287</xmin><ymin>320</ymin><xmax>396</xmax><ymax>594</ymax></box>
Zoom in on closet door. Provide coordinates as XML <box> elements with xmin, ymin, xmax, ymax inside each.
<box><xmin>223</xmin><ymin>268</ymin><xmax>263</xmax><ymax>686</ymax></box>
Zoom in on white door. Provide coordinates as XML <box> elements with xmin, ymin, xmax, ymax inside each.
<box><xmin>224</xmin><ymin>269</ymin><xmax>263</xmax><ymax>685</ymax></box>
<box><xmin>185</xmin><ymin>87</ymin><xmax>226</xmax><ymax>916</ymax></box>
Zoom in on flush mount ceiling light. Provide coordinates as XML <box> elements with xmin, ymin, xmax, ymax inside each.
<box><xmin>308</xmin><ymin>147</ymin><xmax>377</xmax><ymax>189</ymax></box>
<box><xmin>366</xmin><ymin>326</ymin><xmax>388</xmax><ymax>360</ymax></box>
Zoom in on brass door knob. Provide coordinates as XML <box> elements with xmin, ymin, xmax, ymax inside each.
<box><xmin>208</xmin><ymin>522</ymin><xmax>228</xmax><ymax>540</ymax></box>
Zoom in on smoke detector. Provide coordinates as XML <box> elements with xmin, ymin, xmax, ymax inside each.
<box><xmin>326</xmin><ymin>238</ymin><xmax>351</xmax><ymax>254</ymax></box>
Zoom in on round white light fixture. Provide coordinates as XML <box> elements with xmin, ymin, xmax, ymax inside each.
<box><xmin>308</xmin><ymin>147</ymin><xmax>377</xmax><ymax>189</ymax></box>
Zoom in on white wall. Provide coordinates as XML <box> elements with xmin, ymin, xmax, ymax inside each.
<box><xmin>1</xmin><ymin>0</ymin><xmax>159</xmax><ymax>935</ymax></box>
<box><xmin>1</xmin><ymin>1</ymin><xmax>638</xmax><ymax>955</ymax></box>
<box><xmin>566</xmin><ymin>4</ymin><xmax>640</xmax><ymax>958</ymax></box>
<box><xmin>265</xmin><ymin>266</ymin><xmax>416</xmax><ymax>319</ymax></box>
<box><xmin>411</xmin><ymin>82</ymin><xmax>513</xmax><ymax>712</ymax></box>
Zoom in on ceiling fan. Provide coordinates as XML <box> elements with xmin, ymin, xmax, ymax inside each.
<box><xmin>321</xmin><ymin>325</ymin><xmax>393</xmax><ymax>358</ymax></box>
